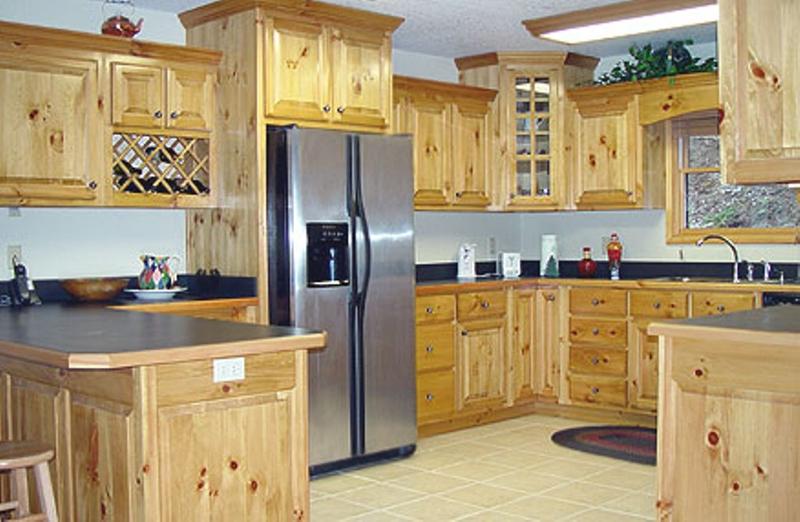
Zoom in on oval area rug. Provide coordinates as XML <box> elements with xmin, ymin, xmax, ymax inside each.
<box><xmin>551</xmin><ymin>425</ymin><xmax>656</xmax><ymax>465</ymax></box>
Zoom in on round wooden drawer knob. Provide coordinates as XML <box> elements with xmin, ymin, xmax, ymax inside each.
<box><xmin>170</xmin><ymin>111</ymin><xmax>180</xmax><ymax>119</ymax></box>
<box><xmin>337</xmin><ymin>106</ymin><xmax>346</xmax><ymax>114</ymax></box>
<box><xmin>717</xmin><ymin>305</ymin><xmax>726</xmax><ymax>312</ymax></box>
<box><xmin>323</xmin><ymin>105</ymin><xmax>331</xmax><ymax>113</ymax></box>
<box><xmin>154</xmin><ymin>110</ymin><xmax>163</xmax><ymax>118</ymax></box>
<box><xmin>425</xmin><ymin>393</ymin><xmax>434</xmax><ymax>401</ymax></box>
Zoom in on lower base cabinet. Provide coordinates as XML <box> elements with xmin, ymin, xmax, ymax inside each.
<box><xmin>456</xmin><ymin>317</ymin><xmax>507</xmax><ymax>411</ymax></box>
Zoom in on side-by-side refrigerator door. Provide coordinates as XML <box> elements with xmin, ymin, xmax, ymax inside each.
<box><xmin>286</xmin><ymin>128</ymin><xmax>353</xmax><ymax>467</ymax></box>
<box><xmin>357</xmin><ymin>134</ymin><xmax>417</xmax><ymax>454</ymax></box>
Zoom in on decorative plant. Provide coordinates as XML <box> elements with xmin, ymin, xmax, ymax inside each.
<box><xmin>595</xmin><ymin>40</ymin><xmax>717</xmax><ymax>85</ymax></box>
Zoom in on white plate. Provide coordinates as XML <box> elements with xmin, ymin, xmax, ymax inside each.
<box><xmin>124</xmin><ymin>287</ymin><xmax>187</xmax><ymax>301</ymax></box>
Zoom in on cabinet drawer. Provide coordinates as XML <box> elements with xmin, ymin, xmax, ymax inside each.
<box><xmin>417</xmin><ymin>369</ymin><xmax>454</xmax><ymax>422</ymax></box>
<box><xmin>691</xmin><ymin>292</ymin><xmax>755</xmax><ymax>317</ymax></box>
<box><xmin>570</xmin><ymin>346</ymin><xmax>627</xmax><ymax>377</ymax></box>
<box><xmin>416</xmin><ymin>324</ymin><xmax>455</xmax><ymax>371</ymax></box>
<box><xmin>416</xmin><ymin>295</ymin><xmax>455</xmax><ymax>324</ymax></box>
<box><xmin>457</xmin><ymin>290</ymin><xmax>506</xmax><ymax>320</ymax></box>
<box><xmin>569</xmin><ymin>317</ymin><xmax>627</xmax><ymax>346</ymax></box>
<box><xmin>569</xmin><ymin>375</ymin><xmax>627</xmax><ymax>408</ymax></box>
<box><xmin>630</xmin><ymin>290</ymin><xmax>688</xmax><ymax>318</ymax></box>
<box><xmin>570</xmin><ymin>288</ymin><xmax>627</xmax><ymax>316</ymax></box>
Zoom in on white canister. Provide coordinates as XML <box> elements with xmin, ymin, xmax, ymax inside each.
<box><xmin>540</xmin><ymin>234</ymin><xmax>559</xmax><ymax>277</ymax></box>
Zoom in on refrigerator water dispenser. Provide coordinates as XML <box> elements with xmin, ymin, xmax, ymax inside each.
<box><xmin>306</xmin><ymin>223</ymin><xmax>350</xmax><ymax>287</ymax></box>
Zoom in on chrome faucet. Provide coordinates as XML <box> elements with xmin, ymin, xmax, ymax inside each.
<box><xmin>760</xmin><ymin>259</ymin><xmax>771</xmax><ymax>281</ymax></box>
<box><xmin>696</xmin><ymin>234</ymin><xmax>740</xmax><ymax>283</ymax></box>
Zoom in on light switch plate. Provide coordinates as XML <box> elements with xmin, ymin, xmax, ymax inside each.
<box><xmin>213</xmin><ymin>357</ymin><xmax>245</xmax><ymax>383</ymax></box>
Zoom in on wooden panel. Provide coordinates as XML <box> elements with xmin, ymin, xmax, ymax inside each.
<box><xmin>119</xmin><ymin>299</ymin><xmax>260</xmax><ymax>324</ymax></box>
<box><xmin>111</xmin><ymin>63</ymin><xmax>164</xmax><ymax>128</ymax></box>
<box><xmin>534</xmin><ymin>289</ymin><xmax>561</xmax><ymax>400</ymax></box>
<box><xmin>569</xmin><ymin>288</ymin><xmax>627</xmax><ymax>316</ymax></box>
<box><xmin>512</xmin><ymin>289</ymin><xmax>535</xmax><ymax>402</ymax></box>
<box><xmin>457</xmin><ymin>290</ymin><xmax>506</xmax><ymax>321</ymax></box>
<box><xmin>457</xmin><ymin>318</ymin><xmax>506</xmax><ymax>410</ymax></box>
<box><xmin>415</xmin><ymin>294</ymin><xmax>455</xmax><ymax>325</ymax></box>
<box><xmin>416</xmin><ymin>369</ymin><xmax>455</xmax><ymax>423</ymax></box>
<box><xmin>158</xmin><ymin>395</ymin><xmax>294</xmax><ymax>521</ymax></box>
<box><xmin>331</xmin><ymin>28</ymin><xmax>391</xmax><ymax>128</ymax></box>
<box><xmin>569</xmin><ymin>375</ymin><xmax>626</xmax><ymax>407</ymax></box>
<box><xmin>630</xmin><ymin>290</ymin><xmax>688</xmax><ymax>319</ymax></box>
<box><xmin>167</xmin><ymin>67</ymin><xmax>214</xmax><ymax>131</ymax></box>
<box><xmin>569</xmin><ymin>317</ymin><xmax>627</xmax><ymax>346</ymax></box>
<box><xmin>408</xmin><ymin>98</ymin><xmax>451</xmax><ymax>207</ymax></box>
<box><xmin>639</xmin><ymin>77</ymin><xmax>719</xmax><ymax>125</ymax></box>
<box><xmin>264</xmin><ymin>17</ymin><xmax>329</xmax><ymax>123</ymax></box>
<box><xmin>416</xmin><ymin>324</ymin><xmax>455</xmax><ymax>372</ymax></box>
<box><xmin>569</xmin><ymin>345</ymin><xmax>626</xmax><ymax>377</ymax></box>
<box><xmin>719</xmin><ymin>0</ymin><xmax>800</xmax><ymax>183</ymax></box>
<box><xmin>70</xmin><ymin>397</ymin><xmax>132</xmax><ymax>521</ymax></box>
<box><xmin>155</xmin><ymin>351</ymin><xmax>295</xmax><ymax>407</ymax></box>
<box><xmin>0</xmin><ymin>54</ymin><xmax>102</xmax><ymax>204</ymax></box>
<box><xmin>451</xmin><ymin>102</ymin><xmax>491</xmax><ymax>208</ymax></box>
<box><xmin>690</xmin><ymin>292</ymin><xmax>756</xmax><ymax>317</ymax></box>
<box><xmin>629</xmin><ymin>319</ymin><xmax>658</xmax><ymax>412</ymax></box>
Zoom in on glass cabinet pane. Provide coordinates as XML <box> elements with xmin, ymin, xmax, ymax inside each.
<box><xmin>516</xmin><ymin>160</ymin><xmax>532</xmax><ymax>196</ymax></box>
<box><xmin>516</xmin><ymin>118</ymin><xmax>531</xmax><ymax>132</ymax></box>
<box><xmin>516</xmin><ymin>100</ymin><xmax>530</xmax><ymax>114</ymax></box>
<box><xmin>512</xmin><ymin>74</ymin><xmax>553</xmax><ymax>201</ymax></box>
<box><xmin>516</xmin><ymin>135</ymin><xmax>531</xmax><ymax>155</ymax></box>
<box><xmin>535</xmin><ymin>135</ymin><xmax>550</xmax><ymax>155</ymax></box>
<box><xmin>535</xmin><ymin>160</ymin><xmax>550</xmax><ymax>196</ymax></box>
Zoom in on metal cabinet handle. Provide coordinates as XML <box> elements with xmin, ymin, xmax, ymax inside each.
<box><xmin>461</xmin><ymin>330</ymin><xmax>468</xmax><ymax>336</ymax></box>
<box><xmin>336</xmin><ymin>106</ymin><xmax>346</xmax><ymax>114</ymax></box>
<box><xmin>426</xmin><ymin>345</ymin><xmax>434</xmax><ymax>353</ymax></box>
<box><xmin>544</xmin><ymin>293</ymin><xmax>556</xmax><ymax>302</ymax></box>
<box><xmin>590</xmin><ymin>356</ymin><xmax>600</xmax><ymax>365</ymax></box>
<box><xmin>425</xmin><ymin>393</ymin><xmax>434</xmax><ymax>401</ymax></box>
<box><xmin>653</xmin><ymin>301</ymin><xmax>662</xmax><ymax>310</ymax></box>
<box><xmin>480</xmin><ymin>300</ymin><xmax>490</xmax><ymax>309</ymax></box>
<box><xmin>591</xmin><ymin>298</ymin><xmax>600</xmax><ymax>306</ymax></box>
<box><xmin>323</xmin><ymin>105</ymin><xmax>331</xmax><ymax>113</ymax></box>
<box><xmin>170</xmin><ymin>111</ymin><xmax>180</xmax><ymax>119</ymax></box>
<box><xmin>717</xmin><ymin>304</ymin><xmax>726</xmax><ymax>313</ymax></box>
<box><xmin>426</xmin><ymin>307</ymin><xmax>434</xmax><ymax>314</ymax></box>
<box><xmin>87</xmin><ymin>181</ymin><xmax>98</xmax><ymax>190</ymax></box>
<box><xmin>455</xmin><ymin>192</ymin><xmax>463</xmax><ymax>198</ymax></box>
<box><xmin>591</xmin><ymin>328</ymin><xmax>600</xmax><ymax>335</ymax></box>
<box><xmin>154</xmin><ymin>110</ymin><xmax>163</xmax><ymax>119</ymax></box>
<box><xmin>590</xmin><ymin>387</ymin><xmax>600</xmax><ymax>394</ymax></box>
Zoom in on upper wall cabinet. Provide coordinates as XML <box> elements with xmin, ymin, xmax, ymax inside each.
<box><xmin>393</xmin><ymin>76</ymin><xmax>497</xmax><ymax>210</ymax></box>
<box><xmin>257</xmin><ymin>4</ymin><xmax>398</xmax><ymax>130</ymax></box>
<box><xmin>719</xmin><ymin>0</ymin><xmax>800</xmax><ymax>184</ymax></box>
<box><xmin>0</xmin><ymin>21</ymin><xmax>221</xmax><ymax>208</ymax></box>
<box><xmin>456</xmin><ymin>52</ymin><xmax>598</xmax><ymax>210</ymax></box>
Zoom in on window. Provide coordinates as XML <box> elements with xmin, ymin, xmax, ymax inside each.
<box><xmin>666</xmin><ymin>112</ymin><xmax>800</xmax><ymax>243</ymax></box>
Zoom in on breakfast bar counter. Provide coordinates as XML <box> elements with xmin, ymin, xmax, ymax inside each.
<box><xmin>0</xmin><ymin>305</ymin><xmax>326</xmax><ymax>521</ymax></box>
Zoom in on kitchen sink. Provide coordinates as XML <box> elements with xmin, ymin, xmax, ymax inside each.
<box><xmin>648</xmin><ymin>276</ymin><xmax>733</xmax><ymax>283</ymax></box>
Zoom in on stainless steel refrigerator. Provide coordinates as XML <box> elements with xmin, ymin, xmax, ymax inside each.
<box><xmin>266</xmin><ymin>126</ymin><xmax>416</xmax><ymax>475</ymax></box>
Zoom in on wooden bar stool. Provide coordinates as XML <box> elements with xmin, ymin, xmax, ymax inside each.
<box><xmin>0</xmin><ymin>441</ymin><xmax>58</xmax><ymax>522</ymax></box>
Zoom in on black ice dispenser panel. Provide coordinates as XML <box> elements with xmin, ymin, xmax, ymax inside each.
<box><xmin>306</xmin><ymin>223</ymin><xmax>350</xmax><ymax>287</ymax></box>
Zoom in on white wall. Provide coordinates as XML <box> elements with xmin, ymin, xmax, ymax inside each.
<box><xmin>415</xmin><ymin>212</ymin><xmax>521</xmax><ymax>263</ymax></box>
<box><xmin>394</xmin><ymin>49</ymin><xmax>459</xmax><ymax>83</ymax></box>
<box><xmin>0</xmin><ymin>0</ymin><xmax>187</xmax><ymax>279</ymax></box>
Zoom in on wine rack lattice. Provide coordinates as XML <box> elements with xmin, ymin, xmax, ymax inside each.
<box><xmin>112</xmin><ymin>133</ymin><xmax>210</xmax><ymax>196</ymax></box>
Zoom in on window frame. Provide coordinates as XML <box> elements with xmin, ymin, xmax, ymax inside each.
<box><xmin>665</xmin><ymin>112</ymin><xmax>800</xmax><ymax>244</ymax></box>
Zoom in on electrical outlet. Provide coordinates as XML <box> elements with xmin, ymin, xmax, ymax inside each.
<box><xmin>213</xmin><ymin>357</ymin><xmax>245</xmax><ymax>383</ymax></box>
<box><xmin>488</xmin><ymin>236</ymin><xmax>497</xmax><ymax>257</ymax></box>
<box><xmin>7</xmin><ymin>245</ymin><xmax>21</xmax><ymax>269</ymax></box>
<box><xmin>7</xmin><ymin>207</ymin><xmax>21</xmax><ymax>218</ymax></box>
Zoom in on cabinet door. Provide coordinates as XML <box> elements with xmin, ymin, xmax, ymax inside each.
<box><xmin>0</xmin><ymin>55</ymin><xmax>102</xmax><ymax>204</ymax></box>
<box><xmin>331</xmin><ymin>28</ymin><xmax>391</xmax><ymax>128</ymax></box>
<box><xmin>167</xmin><ymin>67</ymin><xmax>214</xmax><ymax>131</ymax></box>
<box><xmin>719</xmin><ymin>0</ymin><xmax>800</xmax><ymax>183</ymax></box>
<box><xmin>534</xmin><ymin>289</ymin><xmax>561</xmax><ymax>400</ymax></box>
<box><xmin>629</xmin><ymin>319</ymin><xmax>659</xmax><ymax>412</ymax></box>
<box><xmin>512</xmin><ymin>289</ymin><xmax>535</xmax><ymax>403</ymax></box>
<box><xmin>457</xmin><ymin>318</ymin><xmax>506</xmax><ymax>410</ymax></box>
<box><xmin>264</xmin><ymin>18</ymin><xmax>330</xmax><ymax>123</ymax></box>
<box><xmin>111</xmin><ymin>63</ymin><xmax>164</xmax><ymax>128</ymax></box>
<box><xmin>451</xmin><ymin>102</ymin><xmax>491</xmax><ymax>208</ymax></box>
<box><xmin>571</xmin><ymin>99</ymin><xmax>641</xmax><ymax>209</ymax></box>
<box><xmin>408</xmin><ymin>98</ymin><xmax>451</xmax><ymax>207</ymax></box>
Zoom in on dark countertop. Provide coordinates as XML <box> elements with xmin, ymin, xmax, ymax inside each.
<box><xmin>0</xmin><ymin>304</ymin><xmax>325</xmax><ymax>370</ymax></box>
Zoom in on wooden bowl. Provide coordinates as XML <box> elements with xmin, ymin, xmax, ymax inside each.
<box><xmin>60</xmin><ymin>278</ymin><xmax>130</xmax><ymax>302</ymax></box>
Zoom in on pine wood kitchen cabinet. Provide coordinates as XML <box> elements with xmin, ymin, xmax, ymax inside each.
<box><xmin>456</xmin><ymin>52</ymin><xmax>598</xmax><ymax>210</ymax></box>
<box><xmin>393</xmin><ymin>76</ymin><xmax>497</xmax><ymax>209</ymax></box>
<box><xmin>511</xmin><ymin>287</ymin><xmax>536</xmax><ymax>404</ymax></box>
<box><xmin>533</xmin><ymin>287</ymin><xmax>563</xmax><ymax>401</ymax></box>
<box><xmin>719</xmin><ymin>0</ymin><xmax>800</xmax><ymax>184</ymax></box>
<box><xmin>415</xmin><ymin>295</ymin><xmax>457</xmax><ymax>426</ymax></box>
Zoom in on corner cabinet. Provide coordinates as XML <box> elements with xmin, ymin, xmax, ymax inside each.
<box><xmin>719</xmin><ymin>0</ymin><xmax>800</xmax><ymax>184</ymax></box>
<box><xmin>0</xmin><ymin>21</ymin><xmax>221</xmax><ymax>208</ymax></box>
<box><xmin>393</xmin><ymin>76</ymin><xmax>496</xmax><ymax>209</ymax></box>
<box><xmin>456</xmin><ymin>52</ymin><xmax>598</xmax><ymax>210</ymax></box>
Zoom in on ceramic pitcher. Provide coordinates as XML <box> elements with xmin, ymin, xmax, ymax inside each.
<box><xmin>138</xmin><ymin>255</ymin><xmax>180</xmax><ymax>290</ymax></box>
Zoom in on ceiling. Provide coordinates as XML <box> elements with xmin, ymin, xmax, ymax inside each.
<box><xmin>124</xmin><ymin>0</ymin><xmax>717</xmax><ymax>59</ymax></box>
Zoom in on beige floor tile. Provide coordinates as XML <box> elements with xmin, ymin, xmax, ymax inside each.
<box><xmin>403</xmin><ymin>449</ymin><xmax>468</xmax><ymax>471</ymax></box>
<box><xmin>583</xmin><ymin>467</ymin><xmax>655</xmax><ymax>491</ymax></box>
<box><xmin>437</xmin><ymin>460</ymin><xmax>515</xmax><ymax>481</ymax></box>
<box><xmin>440</xmin><ymin>483</ymin><xmax>521</xmax><ymax>509</ymax></box>
<box><xmin>387</xmin><ymin>496</ymin><xmax>481</xmax><ymax>521</ymax></box>
<box><xmin>434</xmin><ymin>441</ymin><xmax>503</xmax><ymax>459</ymax></box>
<box><xmin>487</xmin><ymin>468</ymin><xmax>569</xmax><ymax>494</ymax></box>
<box><xmin>337</xmin><ymin>483</ymin><xmax>422</xmax><ymax>510</ymax></box>
<box><xmin>310</xmin><ymin>497</ymin><xmax>372</xmax><ymax>520</ymax></box>
<box><xmin>476</xmin><ymin>428</ymin><xmax>547</xmax><ymax>448</ymax></box>
<box><xmin>498</xmin><ymin>496</ymin><xmax>588</xmax><ymax>520</ymax></box>
<box><xmin>458</xmin><ymin>510</ymin><xmax>531</xmax><ymax>521</ymax></box>
<box><xmin>544</xmin><ymin>481</ymin><xmax>629</xmax><ymax>506</ymax></box>
<box><xmin>312</xmin><ymin>473</ymin><xmax>374</xmax><ymax>495</ymax></box>
<box><xmin>479</xmin><ymin>449</ymin><xmax>555</xmax><ymax>469</ymax></box>
<box><xmin>388</xmin><ymin>470</ymin><xmax>471</xmax><ymax>494</ymax></box>
<box><xmin>529</xmin><ymin>457</ymin><xmax>611</xmax><ymax>480</ymax></box>
<box><xmin>567</xmin><ymin>508</ymin><xmax>648</xmax><ymax>521</ymax></box>
<box><xmin>345</xmin><ymin>510</ymin><xmax>414</xmax><ymax>521</ymax></box>
<box><xmin>349</xmin><ymin>462</ymin><xmax>418</xmax><ymax>481</ymax></box>
<box><xmin>602</xmin><ymin>492</ymin><xmax>657</xmax><ymax>517</ymax></box>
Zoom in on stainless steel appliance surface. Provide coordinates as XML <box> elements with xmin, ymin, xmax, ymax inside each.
<box><xmin>267</xmin><ymin>126</ymin><xmax>416</xmax><ymax>475</ymax></box>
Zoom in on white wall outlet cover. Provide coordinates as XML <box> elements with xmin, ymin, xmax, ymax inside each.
<box><xmin>213</xmin><ymin>357</ymin><xmax>245</xmax><ymax>383</ymax></box>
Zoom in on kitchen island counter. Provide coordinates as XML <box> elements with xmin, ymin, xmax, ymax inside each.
<box><xmin>0</xmin><ymin>304</ymin><xmax>325</xmax><ymax>521</ymax></box>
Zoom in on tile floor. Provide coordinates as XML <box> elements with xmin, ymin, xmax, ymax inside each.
<box><xmin>310</xmin><ymin>414</ymin><xmax>656</xmax><ymax>521</ymax></box>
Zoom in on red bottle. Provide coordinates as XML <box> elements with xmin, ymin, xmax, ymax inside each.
<box><xmin>577</xmin><ymin>247</ymin><xmax>597</xmax><ymax>278</ymax></box>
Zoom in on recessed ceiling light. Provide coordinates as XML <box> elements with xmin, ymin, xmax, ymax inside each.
<box><xmin>523</xmin><ymin>0</ymin><xmax>718</xmax><ymax>45</ymax></box>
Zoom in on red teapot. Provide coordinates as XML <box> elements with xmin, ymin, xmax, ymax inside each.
<box><xmin>101</xmin><ymin>16</ymin><xmax>143</xmax><ymax>38</ymax></box>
